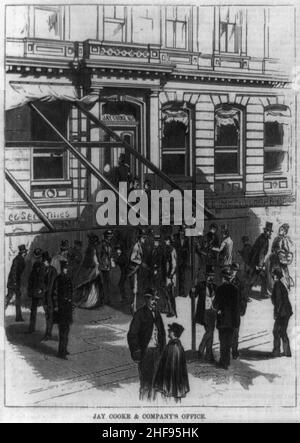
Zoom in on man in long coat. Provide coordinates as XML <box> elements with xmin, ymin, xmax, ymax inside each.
<box><xmin>271</xmin><ymin>268</ymin><xmax>293</xmax><ymax>358</ymax></box>
<box><xmin>230</xmin><ymin>263</ymin><xmax>248</xmax><ymax>359</ymax></box>
<box><xmin>127</xmin><ymin>289</ymin><xmax>166</xmax><ymax>400</ymax></box>
<box><xmin>53</xmin><ymin>261</ymin><xmax>74</xmax><ymax>359</ymax></box>
<box><xmin>28</xmin><ymin>252</ymin><xmax>48</xmax><ymax>333</ymax></box>
<box><xmin>42</xmin><ymin>252</ymin><xmax>58</xmax><ymax>340</ymax></box>
<box><xmin>6</xmin><ymin>244</ymin><xmax>28</xmax><ymax>322</ymax></box>
<box><xmin>213</xmin><ymin>267</ymin><xmax>240</xmax><ymax>369</ymax></box>
<box><xmin>174</xmin><ymin>226</ymin><xmax>190</xmax><ymax>297</ymax></box>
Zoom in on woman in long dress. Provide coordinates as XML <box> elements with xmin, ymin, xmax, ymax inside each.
<box><xmin>75</xmin><ymin>234</ymin><xmax>103</xmax><ymax>309</ymax></box>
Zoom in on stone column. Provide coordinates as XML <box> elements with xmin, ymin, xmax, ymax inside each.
<box><xmin>149</xmin><ymin>91</ymin><xmax>160</xmax><ymax>168</ymax></box>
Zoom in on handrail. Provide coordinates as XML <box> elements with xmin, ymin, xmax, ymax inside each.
<box><xmin>29</xmin><ymin>102</ymin><xmax>147</xmax><ymax>224</ymax></box>
<box><xmin>5</xmin><ymin>168</ymin><xmax>55</xmax><ymax>232</ymax></box>
<box><xmin>75</xmin><ymin>101</ymin><xmax>214</xmax><ymax>220</ymax></box>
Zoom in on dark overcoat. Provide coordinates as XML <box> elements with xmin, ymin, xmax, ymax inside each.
<box><xmin>27</xmin><ymin>261</ymin><xmax>47</xmax><ymax>299</ymax></box>
<box><xmin>213</xmin><ymin>282</ymin><xmax>240</xmax><ymax>330</ymax></box>
<box><xmin>271</xmin><ymin>280</ymin><xmax>293</xmax><ymax>319</ymax></box>
<box><xmin>248</xmin><ymin>233</ymin><xmax>269</xmax><ymax>269</ymax></box>
<box><xmin>127</xmin><ymin>305</ymin><xmax>166</xmax><ymax>362</ymax></box>
<box><xmin>7</xmin><ymin>254</ymin><xmax>26</xmax><ymax>291</ymax></box>
<box><xmin>194</xmin><ymin>281</ymin><xmax>218</xmax><ymax>325</ymax></box>
<box><xmin>53</xmin><ymin>274</ymin><xmax>74</xmax><ymax>325</ymax></box>
<box><xmin>44</xmin><ymin>265</ymin><xmax>58</xmax><ymax>307</ymax></box>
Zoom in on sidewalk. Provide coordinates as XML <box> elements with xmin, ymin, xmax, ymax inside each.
<box><xmin>4</xmin><ymin>290</ymin><xmax>297</xmax><ymax>408</ymax></box>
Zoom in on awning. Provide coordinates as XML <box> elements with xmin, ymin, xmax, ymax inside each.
<box><xmin>5</xmin><ymin>81</ymin><xmax>99</xmax><ymax>110</ymax></box>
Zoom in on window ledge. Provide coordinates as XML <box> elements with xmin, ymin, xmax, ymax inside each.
<box><xmin>31</xmin><ymin>180</ymin><xmax>72</xmax><ymax>187</ymax></box>
<box><xmin>215</xmin><ymin>175</ymin><xmax>243</xmax><ymax>181</ymax></box>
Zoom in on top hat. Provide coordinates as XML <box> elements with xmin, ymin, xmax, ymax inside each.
<box><xmin>168</xmin><ymin>323</ymin><xmax>185</xmax><ymax>338</ymax></box>
<box><xmin>42</xmin><ymin>251</ymin><xmax>51</xmax><ymax>262</ymax></box>
<box><xmin>144</xmin><ymin>288</ymin><xmax>159</xmax><ymax>299</ymax></box>
<box><xmin>60</xmin><ymin>240</ymin><xmax>69</xmax><ymax>251</ymax></box>
<box><xmin>264</xmin><ymin>222</ymin><xmax>273</xmax><ymax>232</ymax></box>
<box><xmin>231</xmin><ymin>262</ymin><xmax>240</xmax><ymax>271</ymax></box>
<box><xmin>18</xmin><ymin>244</ymin><xmax>28</xmax><ymax>254</ymax></box>
<box><xmin>33</xmin><ymin>248</ymin><xmax>42</xmax><ymax>258</ymax></box>
<box><xmin>205</xmin><ymin>265</ymin><xmax>215</xmax><ymax>276</ymax></box>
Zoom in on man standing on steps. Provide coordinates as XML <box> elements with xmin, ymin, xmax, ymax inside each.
<box><xmin>127</xmin><ymin>289</ymin><xmax>166</xmax><ymax>401</ymax></box>
<box><xmin>6</xmin><ymin>244</ymin><xmax>28</xmax><ymax>322</ymax></box>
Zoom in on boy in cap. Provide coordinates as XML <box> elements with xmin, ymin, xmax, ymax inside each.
<box><xmin>153</xmin><ymin>323</ymin><xmax>190</xmax><ymax>402</ymax></box>
<box><xmin>192</xmin><ymin>265</ymin><xmax>218</xmax><ymax>363</ymax></box>
<box><xmin>213</xmin><ymin>267</ymin><xmax>240</xmax><ymax>370</ymax></box>
<box><xmin>53</xmin><ymin>261</ymin><xmax>74</xmax><ymax>359</ymax></box>
<box><xmin>127</xmin><ymin>289</ymin><xmax>166</xmax><ymax>400</ymax></box>
<box><xmin>6</xmin><ymin>244</ymin><xmax>28</xmax><ymax>321</ymax></box>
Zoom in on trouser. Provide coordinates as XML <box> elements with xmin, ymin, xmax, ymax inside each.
<box><xmin>58</xmin><ymin>323</ymin><xmax>70</xmax><ymax>356</ymax></box>
<box><xmin>118</xmin><ymin>268</ymin><xmax>127</xmax><ymax>300</ymax></box>
<box><xmin>29</xmin><ymin>298</ymin><xmax>43</xmax><ymax>332</ymax></box>
<box><xmin>128</xmin><ymin>264</ymin><xmax>140</xmax><ymax>313</ymax></box>
<box><xmin>100</xmin><ymin>271</ymin><xmax>111</xmax><ymax>304</ymax></box>
<box><xmin>44</xmin><ymin>303</ymin><xmax>54</xmax><ymax>337</ymax></box>
<box><xmin>199</xmin><ymin>310</ymin><xmax>216</xmax><ymax>359</ymax></box>
<box><xmin>218</xmin><ymin>328</ymin><xmax>234</xmax><ymax>368</ymax></box>
<box><xmin>165</xmin><ymin>283</ymin><xmax>177</xmax><ymax>317</ymax></box>
<box><xmin>273</xmin><ymin>316</ymin><xmax>292</xmax><ymax>356</ymax></box>
<box><xmin>232</xmin><ymin>327</ymin><xmax>240</xmax><ymax>358</ymax></box>
<box><xmin>6</xmin><ymin>288</ymin><xmax>23</xmax><ymax>320</ymax></box>
<box><xmin>138</xmin><ymin>347</ymin><xmax>161</xmax><ymax>401</ymax></box>
<box><xmin>178</xmin><ymin>265</ymin><xmax>187</xmax><ymax>296</ymax></box>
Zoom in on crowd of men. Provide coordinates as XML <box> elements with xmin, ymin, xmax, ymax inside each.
<box><xmin>5</xmin><ymin>215</ymin><xmax>294</xmax><ymax>369</ymax></box>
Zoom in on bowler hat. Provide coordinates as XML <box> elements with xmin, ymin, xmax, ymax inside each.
<box><xmin>33</xmin><ymin>248</ymin><xmax>42</xmax><ymax>258</ymax></box>
<box><xmin>144</xmin><ymin>288</ymin><xmax>159</xmax><ymax>299</ymax></box>
<box><xmin>18</xmin><ymin>244</ymin><xmax>28</xmax><ymax>253</ymax></box>
<box><xmin>168</xmin><ymin>323</ymin><xmax>185</xmax><ymax>338</ymax></box>
<box><xmin>42</xmin><ymin>251</ymin><xmax>51</xmax><ymax>262</ymax></box>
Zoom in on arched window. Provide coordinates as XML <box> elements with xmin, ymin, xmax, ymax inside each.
<box><xmin>215</xmin><ymin>106</ymin><xmax>242</xmax><ymax>175</ymax></box>
<box><xmin>161</xmin><ymin>104</ymin><xmax>190</xmax><ymax>176</ymax></box>
<box><xmin>264</xmin><ymin>105</ymin><xmax>290</xmax><ymax>175</ymax></box>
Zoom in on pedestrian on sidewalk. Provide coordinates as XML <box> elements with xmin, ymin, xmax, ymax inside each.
<box><xmin>28</xmin><ymin>251</ymin><xmax>48</xmax><ymax>333</ymax></box>
<box><xmin>271</xmin><ymin>268</ymin><xmax>293</xmax><ymax>358</ymax></box>
<box><xmin>51</xmin><ymin>240</ymin><xmax>69</xmax><ymax>275</ymax></box>
<box><xmin>230</xmin><ymin>263</ymin><xmax>248</xmax><ymax>360</ymax></box>
<box><xmin>53</xmin><ymin>261</ymin><xmax>74</xmax><ymax>360</ymax></box>
<box><xmin>42</xmin><ymin>252</ymin><xmax>57</xmax><ymax>341</ymax></box>
<box><xmin>213</xmin><ymin>267</ymin><xmax>240</xmax><ymax>370</ymax></box>
<box><xmin>127</xmin><ymin>289</ymin><xmax>166</xmax><ymax>401</ymax></box>
<box><xmin>174</xmin><ymin>226</ymin><xmax>190</xmax><ymax>297</ymax></box>
<box><xmin>153</xmin><ymin>322</ymin><xmax>190</xmax><ymax>403</ymax></box>
<box><xmin>192</xmin><ymin>265</ymin><xmax>218</xmax><ymax>363</ymax></box>
<box><xmin>115</xmin><ymin>244</ymin><xmax>128</xmax><ymax>302</ymax></box>
<box><xmin>6</xmin><ymin>244</ymin><xmax>28</xmax><ymax>322</ymax></box>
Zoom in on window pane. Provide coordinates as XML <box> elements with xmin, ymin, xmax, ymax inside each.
<box><xmin>104</xmin><ymin>21</ymin><xmax>124</xmax><ymax>42</ymax></box>
<box><xmin>33</xmin><ymin>149</ymin><xmax>65</xmax><ymax>180</ymax></box>
<box><xmin>31</xmin><ymin>101</ymin><xmax>70</xmax><ymax>141</ymax></box>
<box><xmin>175</xmin><ymin>22</ymin><xmax>186</xmax><ymax>49</ymax></box>
<box><xmin>5</xmin><ymin>106</ymin><xmax>32</xmax><ymax>141</ymax></box>
<box><xmin>215</xmin><ymin>152</ymin><xmax>238</xmax><ymax>174</ymax></box>
<box><xmin>162</xmin><ymin>154</ymin><xmax>185</xmax><ymax>175</ymax></box>
<box><xmin>34</xmin><ymin>7</ymin><xmax>61</xmax><ymax>40</ymax></box>
<box><xmin>166</xmin><ymin>20</ymin><xmax>174</xmax><ymax>47</ymax></box>
<box><xmin>162</xmin><ymin>121</ymin><xmax>187</xmax><ymax>150</ymax></box>
<box><xmin>227</xmin><ymin>24</ymin><xmax>236</xmax><ymax>52</ymax></box>
<box><xmin>215</xmin><ymin>121</ymin><xmax>239</xmax><ymax>146</ymax></box>
<box><xmin>264</xmin><ymin>151</ymin><xmax>288</xmax><ymax>174</ymax></box>
<box><xmin>220</xmin><ymin>23</ymin><xmax>227</xmax><ymax>51</ymax></box>
<box><xmin>264</xmin><ymin>121</ymin><xmax>284</xmax><ymax>147</ymax></box>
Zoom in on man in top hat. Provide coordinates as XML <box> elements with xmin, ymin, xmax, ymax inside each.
<box><xmin>98</xmin><ymin>230</ymin><xmax>114</xmax><ymax>306</ymax></box>
<box><xmin>51</xmin><ymin>240</ymin><xmax>69</xmax><ymax>275</ymax></box>
<box><xmin>230</xmin><ymin>263</ymin><xmax>248</xmax><ymax>359</ymax></box>
<box><xmin>6</xmin><ymin>244</ymin><xmax>28</xmax><ymax>322</ymax></box>
<box><xmin>52</xmin><ymin>261</ymin><xmax>74</xmax><ymax>359</ymax></box>
<box><xmin>174</xmin><ymin>225</ymin><xmax>190</xmax><ymax>297</ymax></box>
<box><xmin>28</xmin><ymin>250</ymin><xmax>49</xmax><ymax>333</ymax></box>
<box><xmin>162</xmin><ymin>236</ymin><xmax>177</xmax><ymax>318</ymax></box>
<box><xmin>192</xmin><ymin>265</ymin><xmax>218</xmax><ymax>362</ymax></box>
<box><xmin>127</xmin><ymin>229</ymin><xmax>148</xmax><ymax>314</ymax></box>
<box><xmin>213</xmin><ymin>267</ymin><xmax>240</xmax><ymax>370</ymax></box>
<box><xmin>247</xmin><ymin>222</ymin><xmax>273</xmax><ymax>296</ymax></box>
<box><xmin>271</xmin><ymin>268</ymin><xmax>293</xmax><ymax>358</ymax></box>
<box><xmin>42</xmin><ymin>252</ymin><xmax>58</xmax><ymax>341</ymax></box>
<box><xmin>127</xmin><ymin>288</ymin><xmax>166</xmax><ymax>400</ymax></box>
